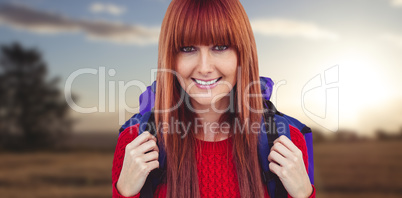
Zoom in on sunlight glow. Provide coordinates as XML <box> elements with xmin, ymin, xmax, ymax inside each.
<box><xmin>338</xmin><ymin>53</ymin><xmax>389</xmax><ymax>128</ymax></box>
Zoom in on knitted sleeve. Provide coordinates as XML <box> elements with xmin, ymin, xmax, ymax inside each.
<box><xmin>289</xmin><ymin>125</ymin><xmax>316</xmax><ymax>198</ymax></box>
<box><xmin>112</xmin><ymin>124</ymin><xmax>141</xmax><ymax>198</ymax></box>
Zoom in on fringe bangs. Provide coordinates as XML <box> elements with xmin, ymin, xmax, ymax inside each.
<box><xmin>172</xmin><ymin>0</ymin><xmax>237</xmax><ymax>53</ymax></box>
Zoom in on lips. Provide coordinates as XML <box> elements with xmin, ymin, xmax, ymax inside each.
<box><xmin>192</xmin><ymin>77</ymin><xmax>222</xmax><ymax>85</ymax></box>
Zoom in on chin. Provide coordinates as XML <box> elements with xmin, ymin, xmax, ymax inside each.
<box><xmin>191</xmin><ymin>95</ymin><xmax>227</xmax><ymax>109</ymax></box>
<box><xmin>191</xmin><ymin>98</ymin><xmax>214</xmax><ymax>107</ymax></box>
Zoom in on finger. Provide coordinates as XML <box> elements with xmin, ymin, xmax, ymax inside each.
<box><xmin>271</xmin><ymin>141</ymin><xmax>293</xmax><ymax>158</ymax></box>
<box><xmin>268</xmin><ymin>150</ymin><xmax>286</xmax><ymax>166</ymax></box>
<box><xmin>273</xmin><ymin>135</ymin><xmax>299</xmax><ymax>154</ymax></box>
<box><xmin>141</xmin><ymin>160</ymin><xmax>160</xmax><ymax>176</ymax></box>
<box><xmin>148</xmin><ymin>160</ymin><xmax>160</xmax><ymax>170</ymax></box>
<box><xmin>137</xmin><ymin>139</ymin><xmax>159</xmax><ymax>154</ymax></box>
<box><xmin>129</xmin><ymin>131</ymin><xmax>157</xmax><ymax>149</ymax></box>
<box><xmin>269</xmin><ymin>161</ymin><xmax>282</xmax><ymax>177</ymax></box>
<box><xmin>142</xmin><ymin>150</ymin><xmax>159</xmax><ymax>163</ymax></box>
<box><xmin>142</xmin><ymin>131</ymin><xmax>157</xmax><ymax>141</ymax></box>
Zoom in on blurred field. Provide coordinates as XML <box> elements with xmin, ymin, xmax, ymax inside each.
<box><xmin>0</xmin><ymin>151</ymin><xmax>114</xmax><ymax>198</ymax></box>
<box><xmin>315</xmin><ymin>140</ymin><xmax>402</xmax><ymax>198</ymax></box>
<box><xmin>0</xmin><ymin>135</ymin><xmax>401</xmax><ymax>198</ymax></box>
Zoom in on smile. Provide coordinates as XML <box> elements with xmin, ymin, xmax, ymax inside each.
<box><xmin>192</xmin><ymin>77</ymin><xmax>222</xmax><ymax>89</ymax></box>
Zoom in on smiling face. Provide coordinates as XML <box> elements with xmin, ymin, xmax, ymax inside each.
<box><xmin>175</xmin><ymin>44</ymin><xmax>237</xmax><ymax>110</ymax></box>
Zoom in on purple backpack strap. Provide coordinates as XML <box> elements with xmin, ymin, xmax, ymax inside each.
<box><xmin>119</xmin><ymin>81</ymin><xmax>157</xmax><ymax>135</ymax></box>
<box><xmin>260</xmin><ymin>76</ymin><xmax>314</xmax><ymax>185</ymax></box>
<box><xmin>139</xmin><ymin>81</ymin><xmax>157</xmax><ymax>115</ymax></box>
<box><xmin>304</xmin><ymin>132</ymin><xmax>314</xmax><ymax>184</ymax></box>
<box><xmin>282</xmin><ymin>114</ymin><xmax>314</xmax><ymax>184</ymax></box>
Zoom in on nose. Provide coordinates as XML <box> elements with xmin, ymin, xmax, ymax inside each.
<box><xmin>197</xmin><ymin>46</ymin><xmax>214</xmax><ymax>76</ymax></box>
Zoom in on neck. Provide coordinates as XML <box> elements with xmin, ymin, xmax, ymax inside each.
<box><xmin>191</xmin><ymin>96</ymin><xmax>231</xmax><ymax>142</ymax></box>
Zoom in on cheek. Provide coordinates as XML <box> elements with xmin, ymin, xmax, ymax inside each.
<box><xmin>222</xmin><ymin>54</ymin><xmax>237</xmax><ymax>84</ymax></box>
<box><xmin>175</xmin><ymin>61</ymin><xmax>194</xmax><ymax>88</ymax></box>
<box><xmin>176</xmin><ymin>60</ymin><xmax>190</xmax><ymax>79</ymax></box>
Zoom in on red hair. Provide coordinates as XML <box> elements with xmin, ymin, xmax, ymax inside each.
<box><xmin>155</xmin><ymin>0</ymin><xmax>264</xmax><ymax>197</ymax></box>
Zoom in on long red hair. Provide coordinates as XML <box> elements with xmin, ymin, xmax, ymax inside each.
<box><xmin>154</xmin><ymin>0</ymin><xmax>264</xmax><ymax>197</ymax></box>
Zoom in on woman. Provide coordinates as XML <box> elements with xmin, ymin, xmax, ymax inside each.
<box><xmin>112</xmin><ymin>0</ymin><xmax>315</xmax><ymax>197</ymax></box>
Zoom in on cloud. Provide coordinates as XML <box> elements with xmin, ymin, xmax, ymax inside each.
<box><xmin>251</xmin><ymin>18</ymin><xmax>339</xmax><ymax>41</ymax></box>
<box><xmin>90</xmin><ymin>2</ymin><xmax>126</xmax><ymax>16</ymax></box>
<box><xmin>390</xmin><ymin>0</ymin><xmax>402</xmax><ymax>7</ymax></box>
<box><xmin>381</xmin><ymin>33</ymin><xmax>402</xmax><ymax>48</ymax></box>
<box><xmin>0</xmin><ymin>3</ymin><xmax>159</xmax><ymax>45</ymax></box>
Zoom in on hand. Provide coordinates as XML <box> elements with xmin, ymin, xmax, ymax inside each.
<box><xmin>116</xmin><ymin>131</ymin><xmax>160</xmax><ymax>197</ymax></box>
<box><xmin>268</xmin><ymin>135</ymin><xmax>313</xmax><ymax>198</ymax></box>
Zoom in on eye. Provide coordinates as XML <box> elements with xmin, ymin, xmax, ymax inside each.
<box><xmin>180</xmin><ymin>46</ymin><xmax>195</xmax><ymax>52</ymax></box>
<box><xmin>213</xmin><ymin>45</ymin><xmax>228</xmax><ymax>51</ymax></box>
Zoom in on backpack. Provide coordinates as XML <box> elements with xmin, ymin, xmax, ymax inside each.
<box><xmin>118</xmin><ymin>76</ymin><xmax>314</xmax><ymax>198</ymax></box>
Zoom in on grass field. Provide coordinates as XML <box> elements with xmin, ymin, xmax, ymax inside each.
<box><xmin>314</xmin><ymin>140</ymin><xmax>402</xmax><ymax>198</ymax></box>
<box><xmin>0</xmin><ymin>139</ymin><xmax>401</xmax><ymax>198</ymax></box>
<box><xmin>0</xmin><ymin>151</ymin><xmax>113</xmax><ymax>198</ymax></box>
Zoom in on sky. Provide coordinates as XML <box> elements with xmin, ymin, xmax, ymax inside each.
<box><xmin>0</xmin><ymin>0</ymin><xmax>401</xmax><ymax>136</ymax></box>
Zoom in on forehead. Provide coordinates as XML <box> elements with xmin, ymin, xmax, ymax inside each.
<box><xmin>172</xmin><ymin>1</ymin><xmax>237</xmax><ymax>51</ymax></box>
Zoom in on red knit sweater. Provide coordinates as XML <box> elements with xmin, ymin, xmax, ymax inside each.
<box><xmin>112</xmin><ymin>124</ymin><xmax>316</xmax><ymax>198</ymax></box>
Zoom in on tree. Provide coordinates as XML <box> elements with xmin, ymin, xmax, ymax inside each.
<box><xmin>0</xmin><ymin>42</ymin><xmax>72</xmax><ymax>150</ymax></box>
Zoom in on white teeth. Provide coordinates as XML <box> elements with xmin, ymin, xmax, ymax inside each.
<box><xmin>194</xmin><ymin>78</ymin><xmax>219</xmax><ymax>85</ymax></box>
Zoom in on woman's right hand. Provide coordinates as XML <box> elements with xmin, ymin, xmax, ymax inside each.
<box><xmin>116</xmin><ymin>131</ymin><xmax>160</xmax><ymax>197</ymax></box>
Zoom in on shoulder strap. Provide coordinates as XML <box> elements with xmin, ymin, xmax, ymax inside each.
<box><xmin>259</xmin><ymin>99</ymin><xmax>290</xmax><ymax>198</ymax></box>
<box><xmin>119</xmin><ymin>113</ymin><xmax>142</xmax><ymax>135</ymax></box>
<box><xmin>258</xmin><ymin>99</ymin><xmax>315</xmax><ymax>198</ymax></box>
<box><xmin>281</xmin><ymin>114</ymin><xmax>314</xmax><ymax>184</ymax></box>
<box><xmin>137</xmin><ymin>110</ymin><xmax>167</xmax><ymax>198</ymax></box>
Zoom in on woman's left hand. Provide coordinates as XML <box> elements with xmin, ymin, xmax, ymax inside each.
<box><xmin>267</xmin><ymin>135</ymin><xmax>313</xmax><ymax>198</ymax></box>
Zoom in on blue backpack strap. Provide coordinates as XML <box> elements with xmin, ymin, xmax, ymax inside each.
<box><xmin>259</xmin><ymin>114</ymin><xmax>280</xmax><ymax>198</ymax></box>
<box><xmin>137</xmin><ymin>110</ymin><xmax>167</xmax><ymax>198</ymax></box>
<box><xmin>259</xmin><ymin>99</ymin><xmax>289</xmax><ymax>198</ymax></box>
<box><xmin>138</xmin><ymin>111</ymin><xmax>153</xmax><ymax>135</ymax></box>
<box><xmin>260</xmin><ymin>76</ymin><xmax>274</xmax><ymax>100</ymax></box>
<box><xmin>304</xmin><ymin>131</ymin><xmax>314</xmax><ymax>184</ymax></box>
<box><xmin>274</xmin><ymin>114</ymin><xmax>291</xmax><ymax>140</ymax></box>
<box><xmin>119</xmin><ymin>80</ymin><xmax>157</xmax><ymax>135</ymax></box>
<box><xmin>258</xmin><ymin>115</ymin><xmax>276</xmax><ymax>197</ymax></box>
<box><xmin>282</xmin><ymin>114</ymin><xmax>314</xmax><ymax>184</ymax></box>
<box><xmin>137</xmin><ymin>110</ymin><xmax>167</xmax><ymax>172</ymax></box>
<box><xmin>118</xmin><ymin>80</ymin><xmax>167</xmax><ymax>198</ymax></box>
<box><xmin>119</xmin><ymin>113</ymin><xmax>142</xmax><ymax>135</ymax></box>
<box><xmin>139</xmin><ymin>81</ymin><xmax>157</xmax><ymax>115</ymax></box>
